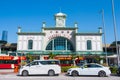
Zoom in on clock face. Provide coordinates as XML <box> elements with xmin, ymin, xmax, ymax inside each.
<box><xmin>58</xmin><ymin>19</ymin><xmax>64</xmax><ymax>26</ymax></box>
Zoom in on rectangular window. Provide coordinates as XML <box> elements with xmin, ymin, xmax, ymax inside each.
<box><xmin>28</xmin><ymin>40</ymin><xmax>33</xmax><ymax>49</ymax></box>
<box><xmin>87</xmin><ymin>40</ymin><xmax>92</xmax><ymax>50</ymax></box>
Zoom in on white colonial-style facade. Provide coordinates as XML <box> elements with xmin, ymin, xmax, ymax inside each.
<box><xmin>17</xmin><ymin>12</ymin><xmax>103</xmax><ymax>59</ymax></box>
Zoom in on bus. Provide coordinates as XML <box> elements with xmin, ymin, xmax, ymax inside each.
<box><xmin>0</xmin><ymin>52</ymin><xmax>26</xmax><ymax>69</ymax></box>
<box><xmin>44</xmin><ymin>56</ymin><xmax>73</xmax><ymax>66</ymax></box>
<box><xmin>54</xmin><ymin>56</ymin><xmax>73</xmax><ymax>66</ymax></box>
<box><xmin>44</xmin><ymin>56</ymin><xmax>85</xmax><ymax>66</ymax></box>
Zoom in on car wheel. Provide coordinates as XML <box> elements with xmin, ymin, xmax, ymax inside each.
<box><xmin>22</xmin><ymin>70</ymin><xmax>28</xmax><ymax>76</ymax></box>
<box><xmin>48</xmin><ymin>70</ymin><xmax>55</xmax><ymax>76</ymax></box>
<box><xmin>72</xmin><ymin>70</ymin><xmax>78</xmax><ymax>76</ymax></box>
<box><xmin>98</xmin><ymin>71</ymin><xmax>106</xmax><ymax>77</ymax></box>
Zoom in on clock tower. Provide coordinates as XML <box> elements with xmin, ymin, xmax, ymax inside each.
<box><xmin>55</xmin><ymin>12</ymin><xmax>66</xmax><ymax>27</ymax></box>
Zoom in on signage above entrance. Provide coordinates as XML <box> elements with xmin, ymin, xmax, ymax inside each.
<box><xmin>48</xmin><ymin>33</ymin><xmax>71</xmax><ymax>40</ymax></box>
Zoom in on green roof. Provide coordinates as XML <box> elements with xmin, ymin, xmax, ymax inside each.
<box><xmin>75</xmin><ymin>51</ymin><xmax>113</xmax><ymax>56</ymax></box>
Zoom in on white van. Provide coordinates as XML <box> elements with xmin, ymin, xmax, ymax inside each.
<box><xmin>18</xmin><ymin>60</ymin><xmax>61</xmax><ymax>76</ymax></box>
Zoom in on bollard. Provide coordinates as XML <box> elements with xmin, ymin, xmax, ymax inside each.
<box><xmin>14</xmin><ymin>66</ymin><xmax>19</xmax><ymax>73</ymax></box>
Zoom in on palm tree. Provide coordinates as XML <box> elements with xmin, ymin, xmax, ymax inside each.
<box><xmin>48</xmin><ymin>52</ymin><xmax>56</xmax><ymax>59</ymax></box>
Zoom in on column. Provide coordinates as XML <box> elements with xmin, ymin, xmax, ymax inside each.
<box><xmin>66</xmin><ymin>39</ymin><xmax>67</xmax><ymax>51</ymax></box>
<box><xmin>0</xmin><ymin>45</ymin><xmax>1</xmax><ymax>54</ymax></box>
<box><xmin>52</xmin><ymin>40</ymin><xmax>54</xmax><ymax>50</ymax></box>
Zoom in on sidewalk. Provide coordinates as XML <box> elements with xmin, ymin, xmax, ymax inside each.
<box><xmin>0</xmin><ymin>69</ymin><xmax>17</xmax><ymax>75</ymax></box>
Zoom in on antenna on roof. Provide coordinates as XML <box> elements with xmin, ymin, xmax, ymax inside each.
<box><xmin>59</xmin><ymin>7</ymin><xmax>62</xmax><ymax>13</ymax></box>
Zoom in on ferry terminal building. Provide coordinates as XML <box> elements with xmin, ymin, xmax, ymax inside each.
<box><xmin>17</xmin><ymin>12</ymin><xmax>104</xmax><ymax>64</ymax></box>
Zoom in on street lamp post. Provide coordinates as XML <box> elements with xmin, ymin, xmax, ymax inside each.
<box><xmin>117</xmin><ymin>45</ymin><xmax>120</xmax><ymax>66</ymax></box>
<box><xmin>20</xmin><ymin>52</ymin><xmax>23</xmax><ymax>67</ymax></box>
<box><xmin>101</xmin><ymin>9</ymin><xmax>108</xmax><ymax>66</ymax></box>
<box><xmin>111</xmin><ymin>0</ymin><xmax>120</xmax><ymax>66</ymax></box>
<box><xmin>0</xmin><ymin>45</ymin><xmax>2</xmax><ymax>54</ymax></box>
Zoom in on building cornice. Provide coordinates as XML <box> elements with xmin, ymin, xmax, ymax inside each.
<box><xmin>17</xmin><ymin>32</ymin><xmax>45</xmax><ymax>35</ymax></box>
<box><xmin>42</xmin><ymin>27</ymin><xmax>78</xmax><ymax>30</ymax></box>
<box><xmin>76</xmin><ymin>33</ymin><xmax>103</xmax><ymax>35</ymax></box>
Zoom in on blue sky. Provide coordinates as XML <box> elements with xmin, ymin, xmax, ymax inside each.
<box><xmin>0</xmin><ymin>0</ymin><xmax>120</xmax><ymax>44</ymax></box>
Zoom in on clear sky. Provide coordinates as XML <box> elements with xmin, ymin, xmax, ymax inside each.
<box><xmin>0</xmin><ymin>0</ymin><xmax>120</xmax><ymax>44</ymax></box>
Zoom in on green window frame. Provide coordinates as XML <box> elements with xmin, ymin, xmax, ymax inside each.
<box><xmin>46</xmin><ymin>37</ymin><xmax>73</xmax><ymax>51</ymax></box>
<box><xmin>28</xmin><ymin>40</ymin><xmax>33</xmax><ymax>49</ymax></box>
<box><xmin>87</xmin><ymin>40</ymin><xmax>92</xmax><ymax>50</ymax></box>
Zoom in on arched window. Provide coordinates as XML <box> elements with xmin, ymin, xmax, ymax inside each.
<box><xmin>87</xmin><ymin>40</ymin><xmax>92</xmax><ymax>50</ymax></box>
<box><xmin>46</xmin><ymin>37</ymin><xmax>74</xmax><ymax>51</ymax></box>
<box><xmin>28</xmin><ymin>40</ymin><xmax>33</xmax><ymax>49</ymax></box>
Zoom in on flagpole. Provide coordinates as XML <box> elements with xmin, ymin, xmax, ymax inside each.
<box><xmin>111</xmin><ymin>0</ymin><xmax>120</xmax><ymax>66</ymax></box>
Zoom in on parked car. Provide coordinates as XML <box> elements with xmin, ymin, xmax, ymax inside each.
<box><xmin>67</xmin><ymin>63</ymin><xmax>111</xmax><ymax>77</ymax></box>
<box><xmin>18</xmin><ymin>59</ymin><xmax>61</xmax><ymax>76</ymax></box>
<box><xmin>117</xmin><ymin>66</ymin><xmax>120</xmax><ymax>76</ymax></box>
